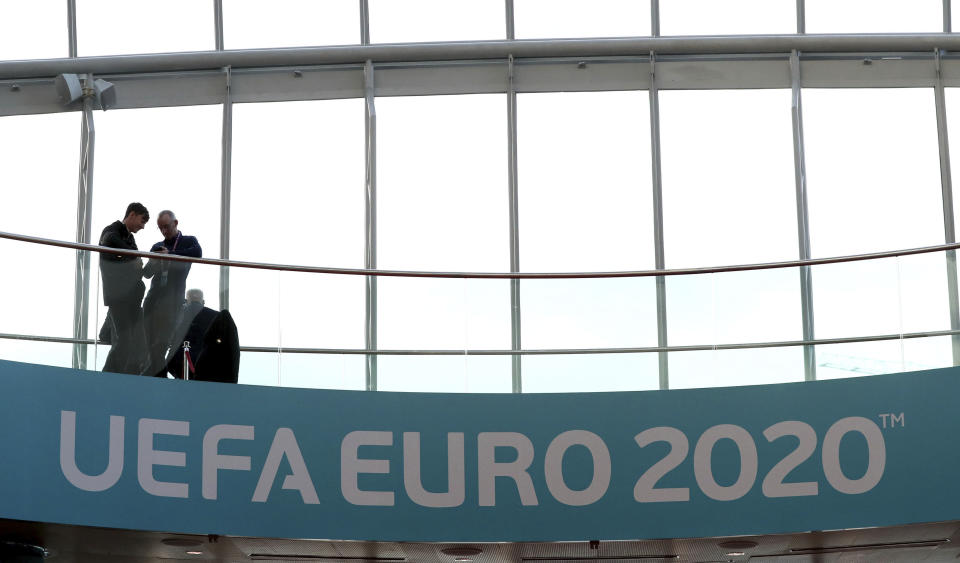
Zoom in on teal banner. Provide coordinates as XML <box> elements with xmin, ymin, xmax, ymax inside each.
<box><xmin>0</xmin><ymin>359</ymin><xmax>951</xmax><ymax>541</ymax></box>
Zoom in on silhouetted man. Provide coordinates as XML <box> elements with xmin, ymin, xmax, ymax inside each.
<box><xmin>142</xmin><ymin>210</ymin><xmax>201</xmax><ymax>376</ymax></box>
<box><xmin>99</xmin><ymin>202</ymin><xmax>149</xmax><ymax>375</ymax></box>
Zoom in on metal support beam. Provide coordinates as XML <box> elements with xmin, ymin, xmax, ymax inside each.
<box><xmin>651</xmin><ymin>0</ymin><xmax>660</xmax><ymax>37</ymax></box>
<box><xmin>507</xmin><ymin>55</ymin><xmax>521</xmax><ymax>393</ymax></box>
<box><xmin>946</xmin><ymin>0</ymin><xmax>952</xmax><ymax>33</ymax></box>
<box><xmin>364</xmin><ymin>60</ymin><xmax>378</xmax><ymax>390</ymax></box>
<box><xmin>11</xmin><ymin>35</ymin><xmax>960</xmax><ymax>80</ymax></box>
<box><xmin>790</xmin><ymin>50</ymin><xmax>816</xmax><ymax>381</ymax></box>
<box><xmin>797</xmin><ymin>0</ymin><xmax>805</xmax><ymax>34</ymax></box>
<box><xmin>67</xmin><ymin>0</ymin><xmax>77</xmax><ymax>58</ymax></box>
<box><xmin>214</xmin><ymin>0</ymin><xmax>224</xmax><ymax>51</ymax></box>
<box><xmin>71</xmin><ymin>91</ymin><xmax>95</xmax><ymax>369</ymax></box>
<box><xmin>219</xmin><ymin>67</ymin><xmax>233</xmax><ymax>310</ymax></box>
<box><xmin>360</xmin><ymin>0</ymin><xmax>370</xmax><ymax>45</ymax></box>
<box><xmin>649</xmin><ymin>52</ymin><xmax>668</xmax><ymax>390</ymax></box>
<box><xmin>934</xmin><ymin>49</ymin><xmax>960</xmax><ymax>365</ymax></box>
<box><xmin>505</xmin><ymin>0</ymin><xmax>515</xmax><ymax>40</ymax></box>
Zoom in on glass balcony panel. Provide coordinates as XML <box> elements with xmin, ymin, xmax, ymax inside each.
<box><xmin>668</xmin><ymin>347</ymin><xmax>804</xmax><ymax>389</ymax></box>
<box><xmin>76</xmin><ymin>0</ymin><xmax>214</xmax><ymax>56</ymax></box>
<box><xmin>803</xmin><ymin>88</ymin><xmax>942</xmax><ymax>257</ymax></box>
<box><xmin>806</xmin><ymin>0</ymin><xmax>941</xmax><ymax>33</ymax></box>
<box><xmin>0</xmin><ymin>340</ymin><xmax>73</xmax><ymax>368</ymax></box>
<box><xmin>223</xmin><ymin>0</ymin><xmax>359</xmax><ymax>48</ymax></box>
<box><xmin>370</xmin><ymin>0</ymin><xmax>504</xmax><ymax>42</ymax></box>
<box><xmin>0</xmin><ymin>113</ymin><xmax>79</xmax><ymax>337</ymax></box>
<box><xmin>378</xmin><ymin>278</ymin><xmax>511</xmax><ymax>350</ymax></box>
<box><xmin>278</xmin><ymin>272</ymin><xmax>365</xmax><ymax>349</ymax></box>
<box><xmin>518</xmin><ymin>91</ymin><xmax>654</xmax><ymax>272</ymax></box>
<box><xmin>514</xmin><ymin>0</ymin><xmax>651</xmax><ymax>39</ymax></box>
<box><xmin>239</xmin><ymin>350</ymin><xmax>280</xmax><ymax>386</ymax></box>
<box><xmin>377</xmin><ymin>355</ymin><xmax>512</xmax><ymax>393</ymax></box>
<box><xmin>277</xmin><ymin>353</ymin><xmax>365</xmax><ymax>390</ymax></box>
<box><xmin>815</xmin><ymin>336</ymin><xmax>952</xmax><ymax>380</ymax></box>
<box><xmin>660</xmin><ymin>0</ymin><xmax>795</xmax><ymax>35</ymax></box>
<box><xmin>522</xmin><ymin>278</ymin><xmax>658</xmax><ymax>349</ymax></box>
<box><xmin>0</xmin><ymin>1</ymin><xmax>67</xmax><ymax>60</ymax></box>
<box><xmin>813</xmin><ymin>254</ymin><xmax>949</xmax><ymax>340</ymax></box>
<box><xmin>522</xmin><ymin>353</ymin><xmax>659</xmax><ymax>392</ymax></box>
<box><xmin>668</xmin><ymin>268</ymin><xmax>801</xmax><ymax>346</ymax></box>
<box><xmin>660</xmin><ymin>89</ymin><xmax>797</xmax><ymax>268</ymax></box>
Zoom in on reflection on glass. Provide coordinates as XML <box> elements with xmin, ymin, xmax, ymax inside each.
<box><xmin>660</xmin><ymin>89</ymin><xmax>796</xmax><ymax>268</ymax></box>
<box><xmin>76</xmin><ymin>0</ymin><xmax>213</xmax><ymax>55</ymax></box>
<box><xmin>277</xmin><ymin>353</ymin><xmax>365</xmax><ymax>390</ymax></box>
<box><xmin>522</xmin><ymin>353</ymin><xmax>658</xmax><ymax>392</ymax></box>
<box><xmin>0</xmin><ymin>114</ymin><xmax>79</xmax><ymax>338</ymax></box>
<box><xmin>806</xmin><ymin>0</ymin><xmax>941</xmax><ymax>33</ymax></box>
<box><xmin>223</xmin><ymin>0</ymin><xmax>358</xmax><ymax>48</ymax></box>
<box><xmin>815</xmin><ymin>336</ymin><xmax>951</xmax><ymax>380</ymax></box>
<box><xmin>668</xmin><ymin>269</ymin><xmax>801</xmax><ymax>346</ymax></box>
<box><xmin>369</xmin><ymin>0</ymin><xmax>504</xmax><ymax>43</ymax></box>
<box><xmin>514</xmin><ymin>0</ymin><xmax>650</xmax><ymax>38</ymax></box>
<box><xmin>660</xmin><ymin>0</ymin><xmax>794</xmax><ymax>35</ymax></box>
<box><xmin>377</xmin><ymin>355</ymin><xmax>511</xmax><ymax>393</ymax></box>
<box><xmin>668</xmin><ymin>347</ymin><xmax>803</xmax><ymax>389</ymax></box>
<box><xmin>522</xmin><ymin>278</ymin><xmax>657</xmax><ymax>349</ymax></box>
<box><xmin>379</xmin><ymin>278</ymin><xmax>510</xmax><ymax>350</ymax></box>
<box><xmin>0</xmin><ymin>2</ymin><xmax>66</xmax><ymax>60</ymax></box>
<box><xmin>804</xmin><ymin>89</ymin><xmax>941</xmax><ymax>257</ymax></box>
<box><xmin>518</xmin><ymin>91</ymin><xmax>653</xmax><ymax>272</ymax></box>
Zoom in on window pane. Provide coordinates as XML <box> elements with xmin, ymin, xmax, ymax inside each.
<box><xmin>522</xmin><ymin>278</ymin><xmax>658</xmax><ymax>349</ymax></box>
<box><xmin>522</xmin><ymin>353</ymin><xmax>659</xmax><ymax>392</ymax></box>
<box><xmin>660</xmin><ymin>0</ymin><xmax>794</xmax><ymax>36</ymax></box>
<box><xmin>660</xmin><ymin>89</ymin><xmax>797</xmax><ymax>268</ymax></box>
<box><xmin>944</xmin><ymin>89</ymin><xmax>960</xmax><ymax>237</ymax></box>
<box><xmin>369</xmin><ymin>0</ymin><xmax>503</xmax><ymax>43</ymax></box>
<box><xmin>519</xmin><ymin>91</ymin><xmax>653</xmax><ymax>272</ymax></box>
<box><xmin>77</xmin><ymin>0</ymin><xmax>213</xmax><ymax>55</ymax></box>
<box><xmin>0</xmin><ymin>113</ymin><xmax>79</xmax><ymax>337</ymax></box>
<box><xmin>223</xmin><ymin>0</ymin><xmax>358</xmax><ymax>48</ymax></box>
<box><xmin>816</xmin><ymin>336</ymin><xmax>952</xmax><ymax>380</ymax></box>
<box><xmin>231</xmin><ymin>100</ymin><xmax>366</xmax><ymax>349</ymax></box>
<box><xmin>377</xmin><ymin>95</ymin><xmax>508</xmax><ymax>351</ymax></box>
<box><xmin>377</xmin><ymin>355</ymin><xmax>511</xmax><ymax>393</ymax></box>
<box><xmin>0</xmin><ymin>1</ymin><xmax>67</xmax><ymax>60</ymax></box>
<box><xmin>804</xmin><ymin>89</ymin><xmax>942</xmax><ymax>257</ymax></box>
<box><xmin>514</xmin><ymin>0</ymin><xmax>650</xmax><ymax>38</ymax></box>
<box><xmin>806</xmin><ymin>0</ymin><xmax>941</xmax><ymax>33</ymax></box>
<box><xmin>669</xmin><ymin>347</ymin><xmax>804</xmax><ymax>389</ymax></box>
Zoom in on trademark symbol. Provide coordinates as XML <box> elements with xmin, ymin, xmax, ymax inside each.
<box><xmin>878</xmin><ymin>413</ymin><xmax>905</xmax><ymax>429</ymax></box>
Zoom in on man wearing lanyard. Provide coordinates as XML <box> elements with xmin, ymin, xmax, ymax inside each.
<box><xmin>142</xmin><ymin>210</ymin><xmax>202</xmax><ymax>377</ymax></box>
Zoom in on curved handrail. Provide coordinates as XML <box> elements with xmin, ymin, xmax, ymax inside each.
<box><xmin>2</xmin><ymin>229</ymin><xmax>959</xmax><ymax>280</ymax></box>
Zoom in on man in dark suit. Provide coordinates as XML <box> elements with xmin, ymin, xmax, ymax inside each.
<box><xmin>99</xmin><ymin>202</ymin><xmax>149</xmax><ymax>375</ymax></box>
<box><xmin>142</xmin><ymin>210</ymin><xmax>202</xmax><ymax>377</ymax></box>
